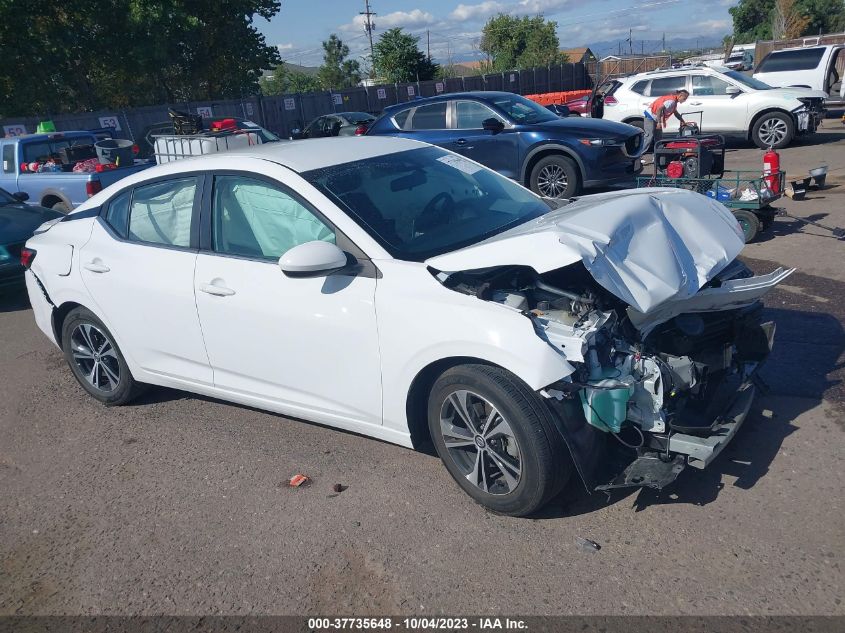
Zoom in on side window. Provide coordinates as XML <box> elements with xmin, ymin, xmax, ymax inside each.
<box><xmin>105</xmin><ymin>191</ymin><xmax>131</xmax><ymax>238</ymax></box>
<box><xmin>649</xmin><ymin>76</ymin><xmax>687</xmax><ymax>96</ymax></box>
<box><xmin>307</xmin><ymin>117</ymin><xmax>324</xmax><ymax>137</ymax></box>
<box><xmin>128</xmin><ymin>177</ymin><xmax>197</xmax><ymax>248</ymax></box>
<box><xmin>2</xmin><ymin>144</ymin><xmax>14</xmax><ymax>173</ymax></box>
<box><xmin>212</xmin><ymin>175</ymin><xmax>335</xmax><ymax>260</ymax></box>
<box><xmin>407</xmin><ymin>102</ymin><xmax>447</xmax><ymax>130</ymax></box>
<box><xmin>757</xmin><ymin>48</ymin><xmax>825</xmax><ymax>73</ymax></box>
<box><xmin>392</xmin><ymin>109</ymin><xmax>411</xmax><ymax>129</ymax></box>
<box><xmin>454</xmin><ymin>101</ymin><xmax>499</xmax><ymax>129</ymax></box>
<box><xmin>630</xmin><ymin>80</ymin><xmax>648</xmax><ymax>95</ymax></box>
<box><xmin>692</xmin><ymin>75</ymin><xmax>732</xmax><ymax>96</ymax></box>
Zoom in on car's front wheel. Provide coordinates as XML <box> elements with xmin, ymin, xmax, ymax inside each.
<box><xmin>529</xmin><ymin>155</ymin><xmax>580</xmax><ymax>198</ymax></box>
<box><xmin>61</xmin><ymin>307</ymin><xmax>145</xmax><ymax>406</ymax></box>
<box><xmin>752</xmin><ymin>112</ymin><xmax>794</xmax><ymax>149</ymax></box>
<box><xmin>427</xmin><ymin>364</ymin><xmax>572</xmax><ymax>516</ymax></box>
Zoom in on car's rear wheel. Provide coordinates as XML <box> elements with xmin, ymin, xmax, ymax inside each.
<box><xmin>752</xmin><ymin>112</ymin><xmax>794</xmax><ymax>149</ymax></box>
<box><xmin>427</xmin><ymin>364</ymin><xmax>572</xmax><ymax>516</ymax></box>
<box><xmin>61</xmin><ymin>307</ymin><xmax>144</xmax><ymax>406</ymax></box>
<box><xmin>530</xmin><ymin>155</ymin><xmax>580</xmax><ymax>198</ymax></box>
<box><xmin>51</xmin><ymin>201</ymin><xmax>70</xmax><ymax>214</ymax></box>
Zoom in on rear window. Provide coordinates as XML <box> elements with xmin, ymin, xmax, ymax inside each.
<box><xmin>757</xmin><ymin>47</ymin><xmax>825</xmax><ymax>73</ymax></box>
<box><xmin>21</xmin><ymin>135</ymin><xmax>97</xmax><ymax>164</ymax></box>
<box><xmin>392</xmin><ymin>109</ymin><xmax>411</xmax><ymax>129</ymax></box>
<box><xmin>407</xmin><ymin>103</ymin><xmax>447</xmax><ymax>130</ymax></box>
<box><xmin>648</xmin><ymin>76</ymin><xmax>687</xmax><ymax>96</ymax></box>
<box><xmin>630</xmin><ymin>80</ymin><xmax>648</xmax><ymax>95</ymax></box>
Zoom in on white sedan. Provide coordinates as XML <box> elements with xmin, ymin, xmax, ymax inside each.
<box><xmin>22</xmin><ymin>137</ymin><xmax>791</xmax><ymax>516</ymax></box>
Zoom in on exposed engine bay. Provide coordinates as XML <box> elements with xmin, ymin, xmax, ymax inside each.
<box><xmin>435</xmin><ymin>260</ymin><xmax>783</xmax><ymax>492</ymax></box>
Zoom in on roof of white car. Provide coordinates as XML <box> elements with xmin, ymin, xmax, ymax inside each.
<box><xmin>154</xmin><ymin>136</ymin><xmax>429</xmax><ymax>175</ymax></box>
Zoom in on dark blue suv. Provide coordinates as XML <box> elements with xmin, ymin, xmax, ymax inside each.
<box><xmin>366</xmin><ymin>91</ymin><xmax>644</xmax><ymax>198</ymax></box>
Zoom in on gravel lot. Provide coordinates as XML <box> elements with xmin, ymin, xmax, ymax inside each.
<box><xmin>1</xmin><ymin>125</ymin><xmax>844</xmax><ymax>617</ymax></box>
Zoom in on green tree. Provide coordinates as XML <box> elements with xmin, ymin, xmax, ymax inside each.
<box><xmin>479</xmin><ymin>14</ymin><xmax>564</xmax><ymax>71</ymax></box>
<box><xmin>730</xmin><ymin>0</ymin><xmax>845</xmax><ymax>41</ymax></box>
<box><xmin>372</xmin><ymin>28</ymin><xmax>438</xmax><ymax>83</ymax></box>
<box><xmin>0</xmin><ymin>0</ymin><xmax>282</xmax><ymax>118</ymax></box>
<box><xmin>317</xmin><ymin>34</ymin><xmax>361</xmax><ymax>89</ymax></box>
<box><xmin>260</xmin><ymin>63</ymin><xmax>322</xmax><ymax>95</ymax></box>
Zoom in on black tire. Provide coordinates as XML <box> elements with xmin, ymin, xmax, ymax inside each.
<box><xmin>51</xmin><ymin>201</ymin><xmax>71</xmax><ymax>214</ymax></box>
<box><xmin>60</xmin><ymin>307</ymin><xmax>145</xmax><ymax>406</ymax></box>
<box><xmin>427</xmin><ymin>364</ymin><xmax>572</xmax><ymax>517</ymax></box>
<box><xmin>751</xmin><ymin>112</ymin><xmax>794</xmax><ymax>149</ymax></box>
<box><xmin>625</xmin><ymin>118</ymin><xmax>645</xmax><ymax>131</ymax></box>
<box><xmin>733</xmin><ymin>209</ymin><xmax>761</xmax><ymax>243</ymax></box>
<box><xmin>529</xmin><ymin>155</ymin><xmax>580</xmax><ymax>199</ymax></box>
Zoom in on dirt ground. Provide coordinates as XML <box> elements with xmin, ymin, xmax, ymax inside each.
<box><xmin>1</xmin><ymin>124</ymin><xmax>843</xmax><ymax>617</ymax></box>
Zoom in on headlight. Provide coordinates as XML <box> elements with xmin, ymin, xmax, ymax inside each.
<box><xmin>578</xmin><ymin>138</ymin><xmax>622</xmax><ymax>147</ymax></box>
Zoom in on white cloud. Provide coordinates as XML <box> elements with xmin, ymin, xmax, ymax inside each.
<box><xmin>339</xmin><ymin>9</ymin><xmax>436</xmax><ymax>32</ymax></box>
<box><xmin>276</xmin><ymin>42</ymin><xmax>294</xmax><ymax>51</ymax></box>
<box><xmin>450</xmin><ymin>0</ymin><xmax>571</xmax><ymax>22</ymax></box>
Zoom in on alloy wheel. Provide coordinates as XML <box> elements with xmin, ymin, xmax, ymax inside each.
<box><xmin>438</xmin><ymin>389</ymin><xmax>522</xmax><ymax>495</ymax></box>
<box><xmin>70</xmin><ymin>323</ymin><xmax>121</xmax><ymax>393</ymax></box>
<box><xmin>537</xmin><ymin>164</ymin><xmax>568</xmax><ymax>197</ymax></box>
<box><xmin>758</xmin><ymin>118</ymin><xmax>788</xmax><ymax>146</ymax></box>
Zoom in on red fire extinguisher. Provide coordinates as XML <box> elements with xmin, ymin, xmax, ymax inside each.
<box><xmin>763</xmin><ymin>147</ymin><xmax>781</xmax><ymax>194</ymax></box>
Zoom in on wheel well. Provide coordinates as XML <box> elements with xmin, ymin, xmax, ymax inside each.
<box><xmin>51</xmin><ymin>301</ymin><xmax>83</xmax><ymax>348</ymax></box>
<box><xmin>41</xmin><ymin>195</ymin><xmax>62</xmax><ymax>208</ymax></box>
<box><xmin>748</xmin><ymin>108</ymin><xmax>793</xmax><ymax>140</ymax></box>
<box><xmin>522</xmin><ymin>148</ymin><xmax>581</xmax><ymax>188</ymax></box>
<box><xmin>623</xmin><ymin>116</ymin><xmax>644</xmax><ymax>126</ymax></box>
<box><xmin>405</xmin><ymin>356</ymin><xmax>497</xmax><ymax>451</ymax></box>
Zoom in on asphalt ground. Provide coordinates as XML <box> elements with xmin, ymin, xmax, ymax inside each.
<box><xmin>1</xmin><ymin>125</ymin><xmax>843</xmax><ymax>617</ymax></box>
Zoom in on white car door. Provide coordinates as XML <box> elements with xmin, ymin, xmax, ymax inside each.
<box><xmin>79</xmin><ymin>176</ymin><xmax>213</xmax><ymax>384</ymax></box>
<box><xmin>192</xmin><ymin>172</ymin><xmax>383</xmax><ymax>428</ymax></box>
<box><xmin>683</xmin><ymin>75</ymin><xmax>747</xmax><ymax>133</ymax></box>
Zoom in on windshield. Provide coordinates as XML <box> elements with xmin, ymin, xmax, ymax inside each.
<box><xmin>723</xmin><ymin>70</ymin><xmax>772</xmax><ymax>90</ymax></box>
<box><xmin>304</xmin><ymin>146</ymin><xmax>550</xmax><ymax>261</ymax></box>
<box><xmin>489</xmin><ymin>94</ymin><xmax>558</xmax><ymax>124</ymax></box>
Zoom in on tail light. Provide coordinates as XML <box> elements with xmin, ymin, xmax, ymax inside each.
<box><xmin>20</xmin><ymin>247</ymin><xmax>36</xmax><ymax>269</ymax></box>
<box><xmin>132</xmin><ymin>144</ymin><xmax>139</xmax><ymax>155</ymax></box>
<box><xmin>604</xmin><ymin>95</ymin><xmax>618</xmax><ymax>105</ymax></box>
<box><xmin>86</xmin><ymin>180</ymin><xmax>103</xmax><ymax>197</ymax></box>
<box><xmin>354</xmin><ymin>125</ymin><xmax>368</xmax><ymax>136</ymax></box>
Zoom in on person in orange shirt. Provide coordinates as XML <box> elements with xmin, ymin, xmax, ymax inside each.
<box><xmin>643</xmin><ymin>89</ymin><xmax>689</xmax><ymax>151</ymax></box>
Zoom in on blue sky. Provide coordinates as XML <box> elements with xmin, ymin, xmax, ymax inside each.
<box><xmin>256</xmin><ymin>0</ymin><xmax>738</xmax><ymax>67</ymax></box>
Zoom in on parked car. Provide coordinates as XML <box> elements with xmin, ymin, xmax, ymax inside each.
<box><xmin>0</xmin><ymin>131</ymin><xmax>152</xmax><ymax>212</ymax></box>
<box><xmin>291</xmin><ymin>112</ymin><xmax>375</xmax><ymax>139</ymax></box>
<box><xmin>753</xmin><ymin>45</ymin><xmax>843</xmax><ymax>96</ymax></box>
<box><xmin>136</xmin><ymin>117</ymin><xmax>281</xmax><ymax>160</ymax></box>
<box><xmin>22</xmin><ymin>137</ymin><xmax>791</xmax><ymax>516</ymax></box>
<box><xmin>561</xmin><ymin>93</ymin><xmax>590</xmax><ymax>115</ymax></box>
<box><xmin>724</xmin><ymin>49</ymin><xmax>753</xmax><ymax>71</ymax></box>
<box><xmin>596</xmin><ymin>66</ymin><xmax>826</xmax><ymax>148</ymax></box>
<box><xmin>366</xmin><ymin>91</ymin><xmax>644</xmax><ymax>198</ymax></box>
<box><xmin>0</xmin><ymin>188</ymin><xmax>62</xmax><ymax>291</ymax></box>
<box><xmin>545</xmin><ymin>104</ymin><xmax>572</xmax><ymax>117</ymax></box>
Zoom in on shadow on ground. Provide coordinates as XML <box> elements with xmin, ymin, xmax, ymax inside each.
<box><xmin>0</xmin><ymin>286</ymin><xmax>30</xmax><ymax>313</ymax></box>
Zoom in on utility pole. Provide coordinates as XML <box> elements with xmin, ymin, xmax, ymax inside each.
<box><xmin>427</xmin><ymin>29</ymin><xmax>431</xmax><ymax>60</ymax></box>
<box><xmin>628</xmin><ymin>28</ymin><xmax>633</xmax><ymax>55</ymax></box>
<box><xmin>361</xmin><ymin>0</ymin><xmax>376</xmax><ymax>77</ymax></box>
<box><xmin>662</xmin><ymin>32</ymin><xmax>666</xmax><ymax>52</ymax></box>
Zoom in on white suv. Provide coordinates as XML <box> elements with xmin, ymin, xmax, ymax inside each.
<box><xmin>597</xmin><ymin>66</ymin><xmax>826</xmax><ymax>148</ymax></box>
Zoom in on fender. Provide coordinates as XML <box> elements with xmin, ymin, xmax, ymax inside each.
<box><xmin>39</xmin><ymin>187</ymin><xmax>73</xmax><ymax>210</ymax></box>
<box><xmin>520</xmin><ymin>142</ymin><xmax>586</xmax><ymax>184</ymax></box>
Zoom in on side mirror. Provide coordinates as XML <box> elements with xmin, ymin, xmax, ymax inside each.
<box><xmin>279</xmin><ymin>241</ymin><xmax>348</xmax><ymax>277</ymax></box>
<box><xmin>482</xmin><ymin>117</ymin><xmax>505</xmax><ymax>132</ymax></box>
<box><xmin>726</xmin><ymin>86</ymin><xmax>742</xmax><ymax>96</ymax></box>
<box><xmin>13</xmin><ymin>191</ymin><xmax>29</xmax><ymax>202</ymax></box>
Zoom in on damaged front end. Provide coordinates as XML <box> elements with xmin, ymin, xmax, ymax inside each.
<box><xmin>434</xmin><ymin>258</ymin><xmax>792</xmax><ymax>494</ymax></box>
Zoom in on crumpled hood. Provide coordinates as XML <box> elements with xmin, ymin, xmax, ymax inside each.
<box><xmin>426</xmin><ymin>188</ymin><xmax>746</xmax><ymax>314</ymax></box>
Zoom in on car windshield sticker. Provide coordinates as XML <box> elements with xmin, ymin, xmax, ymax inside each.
<box><xmin>436</xmin><ymin>154</ymin><xmax>482</xmax><ymax>174</ymax></box>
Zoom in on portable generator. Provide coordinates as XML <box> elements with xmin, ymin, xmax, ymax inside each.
<box><xmin>654</xmin><ymin>123</ymin><xmax>726</xmax><ymax>180</ymax></box>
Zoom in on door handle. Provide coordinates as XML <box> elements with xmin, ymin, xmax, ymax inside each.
<box><xmin>689</xmin><ymin>101</ymin><xmax>703</xmax><ymax>106</ymax></box>
<box><xmin>83</xmin><ymin>260</ymin><xmax>110</xmax><ymax>273</ymax></box>
<box><xmin>199</xmin><ymin>282</ymin><xmax>235</xmax><ymax>297</ymax></box>
<box><xmin>454</xmin><ymin>138</ymin><xmax>468</xmax><ymax>146</ymax></box>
